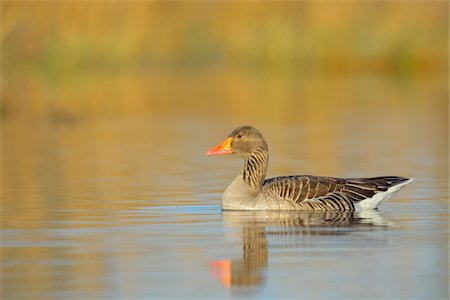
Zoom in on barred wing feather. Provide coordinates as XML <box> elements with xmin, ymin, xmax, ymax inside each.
<box><xmin>264</xmin><ymin>176</ymin><xmax>411</xmax><ymax>211</ymax></box>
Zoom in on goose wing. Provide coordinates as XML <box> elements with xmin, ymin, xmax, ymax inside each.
<box><xmin>263</xmin><ymin>175</ymin><xmax>410</xmax><ymax>210</ymax></box>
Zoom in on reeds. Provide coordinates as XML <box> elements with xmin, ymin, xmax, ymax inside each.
<box><xmin>1</xmin><ymin>1</ymin><xmax>448</xmax><ymax>120</ymax></box>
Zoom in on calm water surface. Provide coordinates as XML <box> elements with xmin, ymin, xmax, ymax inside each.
<box><xmin>2</xmin><ymin>110</ymin><xmax>448</xmax><ymax>299</ymax></box>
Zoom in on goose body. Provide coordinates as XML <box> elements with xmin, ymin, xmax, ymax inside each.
<box><xmin>207</xmin><ymin>126</ymin><xmax>413</xmax><ymax>211</ymax></box>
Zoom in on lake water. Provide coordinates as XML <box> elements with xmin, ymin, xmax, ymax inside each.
<box><xmin>1</xmin><ymin>102</ymin><xmax>448</xmax><ymax>299</ymax></box>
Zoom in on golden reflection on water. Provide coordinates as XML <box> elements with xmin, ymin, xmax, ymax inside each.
<box><xmin>2</xmin><ymin>80</ymin><xmax>448</xmax><ymax>227</ymax></box>
<box><xmin>1</xmin><ymin>109</ymin><xmax>448</xmax><ymax>297</ymax></box>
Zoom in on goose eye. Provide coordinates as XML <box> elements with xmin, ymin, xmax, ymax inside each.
<box><xmin>237</xmin><ymin>134</ymin><xmax>242</xmax><ymax>138</ymax></box>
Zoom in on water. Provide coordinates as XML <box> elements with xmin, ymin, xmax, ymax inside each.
<box><xmin>1</xmin><ymin>108</ymin><xmax>448</xmax><ymax>299</ymax></box>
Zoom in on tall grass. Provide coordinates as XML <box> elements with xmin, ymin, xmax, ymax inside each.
<box><xmin>1</xmin><ymin>1</ymin><xmax>448</xmax><ymax>120</ymax></box>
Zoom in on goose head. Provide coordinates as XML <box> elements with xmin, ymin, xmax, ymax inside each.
<box><xmin>206</xmin><ymin>125</ymin><xmax>268</xmax><ymax>157</ymax></box>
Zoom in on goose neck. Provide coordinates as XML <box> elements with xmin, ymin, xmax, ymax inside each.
<box><xmin>242</xmin><ymin>148</ymin><xmax>269</xmax><ymax>190</ymax></box>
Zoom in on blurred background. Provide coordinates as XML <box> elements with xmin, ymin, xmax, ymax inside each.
<box><xmin>1</xmin><ymin>1</ymin><xmax>448</xmax><ymax>122</ymax></box>
<box><xmin>1</xmin><ymin>2</ymin><xmax>449</xmax><ymax>299</ymax></box>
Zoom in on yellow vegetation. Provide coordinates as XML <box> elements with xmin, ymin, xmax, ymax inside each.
<box><xmin>1</xmin><ymin>1</ymin><xmax>448</xmax><ymax>120</ymax></box>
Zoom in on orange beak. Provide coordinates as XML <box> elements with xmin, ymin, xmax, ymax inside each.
<box><xmin>206</xmin><ymin>137</ymin><xmax>233</xmax><ymax>156</ymax></box>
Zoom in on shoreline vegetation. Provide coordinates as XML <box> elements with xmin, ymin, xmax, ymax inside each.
<box><xmin>1</xmin><ymin>2</ymin><xmax>448</xmax><ymax>121</ymax></box>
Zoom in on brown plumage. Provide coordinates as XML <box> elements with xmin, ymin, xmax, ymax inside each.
<box><xmin>206</xmin><ymin>125</ymin><xmax>413</xmax><ymax>211</ymax></box>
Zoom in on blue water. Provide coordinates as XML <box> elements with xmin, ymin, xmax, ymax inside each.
<box><xmin>1</xmin><ymin>117</ymin><xmax>448</xmax><ymax>299</ymax></box>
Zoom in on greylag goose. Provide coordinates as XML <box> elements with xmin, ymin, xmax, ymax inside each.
<box><xmin>206</xmin><ymin>126</ymin><xmax>413</xmax><ymax>211</ymax></box>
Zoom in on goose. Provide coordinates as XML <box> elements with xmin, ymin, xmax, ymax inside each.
<box><xmin>206</xmin><ymin>125</ymin><xmax>413</xmax><ymax>211</ymax></box>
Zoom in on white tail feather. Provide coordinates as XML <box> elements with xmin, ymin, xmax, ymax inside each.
<box><xmin>355</xmin><ymin>178</ymin><xmax>414</xmax><ymax>210</ymax></box>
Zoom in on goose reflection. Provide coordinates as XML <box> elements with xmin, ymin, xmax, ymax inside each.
<box><xmin>210</xmin><ymin>210</ymin><xmax>398</xmax><ymax>293</ymax></box>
